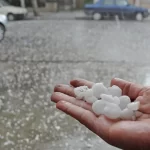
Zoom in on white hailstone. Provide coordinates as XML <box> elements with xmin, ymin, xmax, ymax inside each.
<box><xmin>24</xmin><ymin>98</ymin><xmax>31</xmax><ymax>105</ymax></box>
<box><xmin>82</xmin><ymin>86</ymin><xmax>89</xmax><ymax>91</ymax></box>
<box><xmin>101</xmin><ymin>94</ymin><xmax>114</xmax><ymax>103</ymax></box>
<box><xmin>119</xmin><ymin>96</ymin><xmax>131</xmax><ymax>110</ymax></box>
<box><xmin>0</xmin><ymin>99</ymin><xmax>4</xmax><ymax>109</ymax></box>
<box><xmin>120</xmin><ymin>108</ymin><xmax>134</xmax><ymax>120</ymax></box>
<box><xmin>114</xmin><ymin>96</ymin><xmax>120</xmax><ymax>105</ymax></box>
<box><xmin>84</xmin><ymin>89</ymin><xmax>93</xmax><ymax>98</ymax></box>
<box><xmin>108</xmin><ymin>85</ymin><xmax>122</xmax><ymax>97</ymax></box>
<box><xmin>127</xmin><ymin>101</ymin><xmax>140</xmax><ymax>111</ymax></box>
<box><xmin>92</xmin><ymin>83</ymin><xmax>108</xmax><ymax>99</ymax></box>
<box><xmin>3</xmin><ymin>140</ymin><xmax>15</xmax><ymax>146</ymax></box>
<box><xmin>103</xmin><ymin>103</ymin><xmax>121</xmax><ymax>119</ymax></box>
<box><xmin>92</xmin><ymin>100</ymin><xmax>108</xmax><ymax>115</ymax></box>
<box><xmin>85</xmin><ymin>96</ymin><xmax>97</xmax><ymax>104</ymax></box>
<box><xmin>74</xmin><ymin>86</ymin><xmax>89</xmax><ymax>99</ymax></box>
<box><xmin>35</xmin><ymin>135</ymin><xmax>40</xmax><ymax>141</ymax></box>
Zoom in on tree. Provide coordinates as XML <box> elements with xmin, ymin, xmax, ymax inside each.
<box><xmin>31</xmin><ymin>0</ymin><xmax>39</xmax><ymax>16</ymax></box>
<box><xmin>135</xmin><ymin>0</ymin><xmax>140</xmax><ymax>6</ymax></box>
<box><xmin>20</xmin><ymin>0</ymin><xmax>25</xmax><ymax>7</ymax></box>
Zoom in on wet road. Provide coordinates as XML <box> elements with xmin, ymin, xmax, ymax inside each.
<box><xmin>0</xmin><ymin>18</ymin><xmax>150</xmax><ymax>150</ymax></box>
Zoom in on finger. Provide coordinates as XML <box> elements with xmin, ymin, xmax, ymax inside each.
<box><xmin>56</xmin><ymin>101</ymin><xmax>98</xmax><ymax>134</ymax></box>
<box><xmin>111</xmin><ymin>78</ymin><xmax>147</xmax><ymax>99</ymax></box>
<box><xmin>56</xmin><ymin>101</ymin><xmax>113</xmax><ymax>142</ymax></box>
<box><xmin>70</xmin><ymin>78</ymin><xmax>94</xmax><ymax>88</ymax></box>
<box><xmin>51</xmin><ymin>92</ymin><xmax>92</xmax><ymax>111</ymax></box>
<box><xmin>136</xmin><ymin>93</ymin><xmax>150</xmax><ymax>114</ymax></box>
<box><xmin>54</xmin><ymin>84</ymin><xmax>75</xmax><ymax>97</ymax></box>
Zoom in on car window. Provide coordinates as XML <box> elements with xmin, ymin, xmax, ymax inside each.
<box><xmin>116</xmin><ymin>0</ymin><xmax>128</xmax><ymax>6</ymax></box>
<box><xmin>104</xmin><ymin>0</ymin><xmax>114</xmax><ymax>5</ymax></box>
<box><xmin>0</xmin><ymin>0</ymin><xmax>9</xmax><ymax>6</ymax></box>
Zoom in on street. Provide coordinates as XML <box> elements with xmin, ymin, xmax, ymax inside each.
<box><xmin>0</xmin><ymin>18</ymin><xmax>150</xmax><ymax>150</ymax></box>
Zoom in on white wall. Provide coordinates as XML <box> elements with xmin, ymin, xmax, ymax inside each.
<box><xmin>73</xmin><ymin>0</ymin><xmax>76</xmax><ymax>8</ymax></box>
<box><xmin>135</xmin><ymin>0</ymin><xmax>140</xmax><ymax>6</ymax></box>
<box><xmin>93</xmin><ymin>0</ymin><xmax>98</xmax><ymax>3</ymax></box>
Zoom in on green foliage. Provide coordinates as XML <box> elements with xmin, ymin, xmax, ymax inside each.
<box><xmin>84</xmin><ymin>0</ymin><xmax>93</xmax><ymax>4</ymax></box>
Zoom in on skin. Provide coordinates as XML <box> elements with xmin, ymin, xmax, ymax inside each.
<box><xmin>51</xmin><ymin>78</ymin><xmax>150</xmax><ymax>150</ymax></box>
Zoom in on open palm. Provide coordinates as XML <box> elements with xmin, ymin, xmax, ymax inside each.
<box><xmin>51</xmin><ymin>78</ymin><xmax>150</xmax><ymax>150</ymax></box>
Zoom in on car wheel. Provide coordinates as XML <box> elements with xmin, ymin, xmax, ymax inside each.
<box><xmin>7</xmin><ymin>13</ymin><xmax>15</xmax><ymax>21</ymax></box>
<box><xmin>93</xmin><ymin>13</ymin><xmax>102</xmax><ymax>20</ymax></box>
<box><xmin>135</xmin><ymin>13</ymin><xmax>143</xmax><ymax>21</ymax></box>
<box><xmin>0</xmin><ymin>24</ymin><xmax>5</xmax><ymax>42</ymax></box>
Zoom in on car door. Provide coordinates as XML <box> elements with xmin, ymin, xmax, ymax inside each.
<box><xmin>115</xmin><ymin>0</ymin><xmax>132</xmax><ymax>18</ymax></box>
<box><xmin>0</xmin><ymin>3</ymin><xmax>7</xmax><ymax>15</ymax></box>
<box><xmin>102</xmin><ymin>0</ymin><xmax>116</xmax><ymax>16</ymax></box>
<box><xmin>0</xmin><ymin>3</ymin><xmax>4</xmax><ymax>14</ymax></box>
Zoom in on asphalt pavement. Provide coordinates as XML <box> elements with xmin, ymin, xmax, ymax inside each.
<box><xmin>0</xmin><ymin>14</ymin><xmax>150</xmax><ymax>150</ymax></box>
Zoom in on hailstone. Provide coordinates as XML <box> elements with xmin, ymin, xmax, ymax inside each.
<box><xmin>74</xmin><ymin>86</ymin><xmax>89</xmax><ymax>99</ymax></box>
<box><xmin>92</xmin><ymin>100</ymin><xmax>108</xmax><ymax>115</ymax></box>
<box><xmin>119</xmin><ymin>96</ymin><xmax>131</xmax><ymax>110</ymax></box>
<box><xmin>100</xmin><ymin>94</ymin><xmax>114</xmax><ymax>103</ymax></box>
<box><xmin>85</xmin><ymin>96</ymin><xmax>97</xmax><ymax>104</ymax></box>
<box><xmin>84</xmin><ymin>89</ymin><xmax>93</xmax><ymax>98</ymax></box>
<box><xmin>120</xmin><ymin>108</ymin><xmax>134</xmax><ymax>120</ymax></box>
<box><xmin>113</xmin><ymin>96</ymin><xmax>120</xmax><ymax>105</ymax></box>
<box><xmin>108</xmin><ymin>85</ymin><xmax>122</xmax><ymax>97</ymax></box>
<box><xmin>104</xmin><ymin>104</ymin><xmax>121</xmax><ymax>119</ymax></box>
<box><xmin>92</xmin><ymin>83</ymin><xmax>108</xmax><ymax>99</ymax></box>
<box><xmin>127</xmin><ymin>101</ymin><xmax>140</xmax><ymax>111</ymax></box>
<box><xmin>101</xmin><ymin>94</ymin><xmax>120</xmax><ymax>105</ymax></box>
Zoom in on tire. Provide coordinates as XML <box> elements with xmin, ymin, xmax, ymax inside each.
<box><xmin>93</xmin><ymin>13</ymin><xmax>102</xmax><ymax>20</ymax></box>
<box><xmin>7</xmin><ymin>13</ymin><xmax>15</xmax><ymax>21</ymax></box>
<box><xmin>135</xmin><ymin>13</ymin><xmax>143</xmax><ymax>21</ymax></box>
<box><xmin>0</xmin><ymin>24</ymin><xmax>5</xmax><ymax>42</ymax></box>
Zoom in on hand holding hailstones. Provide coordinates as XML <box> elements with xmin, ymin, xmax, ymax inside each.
<box><xmin>74</xmin><ymin>83</ymin><xmax>140</xmax><ymax>120</ymax></box>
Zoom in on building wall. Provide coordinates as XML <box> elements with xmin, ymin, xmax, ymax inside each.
<box><xmin>128</xmin><ymin>0</ymin><xmax>134</xmax><ymax>4</ymax></box>
<box><xmin>76</xmin><ymin>0</ymin><xmax>85</xmax><ymax>9</ymax></box>
<box><xmin>140</xmin><ymin>0</ymin><xmax>150</xmax><ymax>8</ymax></box>
<box><xmin>128</xmin><ymin>0</ymin><xmax>150</xmax><ymax>8</ymax></box>
<box><xmin>57</xmin><ymin>0</ymin><xmax>73</xmax><ymax>11</ymax></box>
<box><xmin>28</xmin><ymin>0</ymin><xmax>150</xmax><ymax>12</ymax></box>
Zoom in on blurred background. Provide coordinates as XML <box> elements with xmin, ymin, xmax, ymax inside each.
<box><xmin>1</xmin><ymin>0</ymin><xmax>150</xmax><ymax>150</ymax></box>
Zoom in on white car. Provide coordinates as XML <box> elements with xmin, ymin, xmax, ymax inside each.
<box><xmin>0</xmin><ymin>14</ymin><xmax>7</xmax><ymax>42</ymax></box>
<box><xmin>0</xmin><ymin>0</ymin><xmax>28</xmax><ymax>21</ymax></box>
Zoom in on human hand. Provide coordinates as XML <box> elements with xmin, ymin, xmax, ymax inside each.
<box><xmin>51</xmin><ymin>78</ymin><xmax>150</xmax><ymax>150</ymax></box>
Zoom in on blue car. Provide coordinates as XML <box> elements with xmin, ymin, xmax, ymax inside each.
<box><xmin>84</xmin><ymin>0</ymin><xmax>149</xmax><ymax>21</ymax></box>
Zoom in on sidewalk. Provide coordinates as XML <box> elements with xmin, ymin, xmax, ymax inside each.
<box><xmin>27</xmin><ymin>10</ymin><xmax>150</xmax><ymax>21</ymax></box>
<box><xmin>27</xmin><ymin>11</ymin><xmax>88</xmax><ymax>20</ymax></box>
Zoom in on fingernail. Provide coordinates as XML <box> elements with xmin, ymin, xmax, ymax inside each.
<box><xmin>59</xmin><ymin>101</ymin><xmax>69</xmax><ymax>105</ymax></box>
<box><xmin>56</xmin><ymin>84</ymin><xmax>63</xmax><ymax>88</ymax></box>
<box><xmin>57</xmin><ymin>101</ymin><xmax>69</xmax><ymax>109</ymax></box>
<box><xmin>61</xmin><ymin>101</ymin><xmax>67</xmax><ymax>103</ymax></box>
<box><xmin>54</xmin><ymin>84</ymin><xmax>62</xmax><ymax>92</ymax></box>
<box><xmin>114</xmin><ymin>78</ymin><xmax>123</xmax><ymax>81</ymax></box>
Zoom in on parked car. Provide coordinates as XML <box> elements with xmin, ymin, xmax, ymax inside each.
<box><xmin>0</xmin><ymin>14</ymin><xmax>7</xmax><ymax>42</ymax></box>
<box><xmin>84</xmin><ymin>0</ymin><xmax>149</xmax><ymax>21</ymax></box>
<box><xmin>0</xmin><ymin>0</ymin><xmax>28</xmax><ymax>21</ymax></box>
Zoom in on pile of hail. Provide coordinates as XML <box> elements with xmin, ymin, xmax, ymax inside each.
<box><xmin>74</xmin><ymin>83</ymin><xmax>140</xmax><ymax>120</ymax></box>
